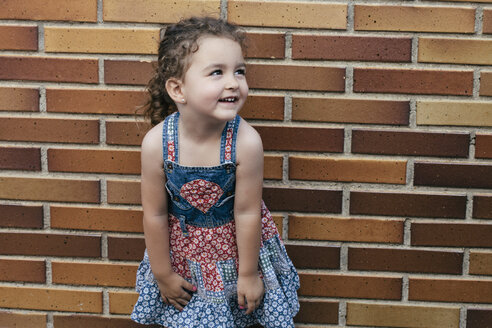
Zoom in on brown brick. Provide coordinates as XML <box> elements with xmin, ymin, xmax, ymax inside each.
<box><xmin>417</xmin><ymin>101</ymin><xmax>492</xmax><ymax>127</ymax></box>
<box><xmin>0</xmin><ymin>56</ymin><xmax>98</xmax><ymax>83</ymax></box>
<box><xmin>409</xmin><ymin>278</ymin><xmax>492</xmax><ymax>303</ymax></box>
<box><xmin>411</xmin><ymin>222</ymin><xmax>492</xmax><ymax>248</ymax></box>
<box><xmin>0</xmin><ymin>204</ymin><xmax>43</xmax><ymax>228</ymax></box>
<box><xmin>476</xmin><ymin>134</ymin><xmax>492</xmax><ymax>159</ymax></box>
<box><xmin>0</xmin><ymin>312</ymin><xmax>47</xmax><ymax>327</ymax></box>
<box><xmin>292</xmin><ymin>97</ymin><xmax>409</xmax><ymax>125</ymax></box>
<box><xmin>0</xmin><ymin>87</ymin><xmax>39</xmax><ymax>112</ymax></box>
<box><xmin>264</xmin><ymin>155</ymin><xmax>283</xmax><ymax>180</ymax></box>
<box><xmin>348</xmin><ymin>247</ymin><xmax>462</xmax><ymax>274</ymax></box>
<box><xmin>470</xmin><ymin>251</ymin><xmax>492</xmax><ymax>275</ymax></box>
<box><xmin>414</xmin><ymin>162</ymin><xmax>492</xmax><ymax>189</ymax></box>
<box><xmin>52</xmin><ymin>261</ymin><xmax>137</xmax><ymax>287</ymax></box>
<box><xmin>245</xmin><ymin>33</ymin><xmax>285</xmax><ymax>59</ymax></box>
<box><xmin>106</xmin><ymin>120</ymin><xmax>150</xmax><ymax>146</ymax></box>
<box><xmin>292</xmin><ymin>35</ymin><xmax>411</xmax><ymax>62</ymax></box>
<box><xmin>346</xmin><ymin>302</ymin><xmax>460</xmax><ymax>328</ymax></box>
<box><xmin>0</xmin><ymin>117</ymin><xmax>99</xmax><ymax>144</ymax></box>
<box><xmin>0</xmin><ymin>286</ymin><xmax>102</xmax><ymax>312</ymax></box>
<box><xmin>468</xmin><ymin>309</ymin><xmax>492</xmax><ymax>328</ymax></box>
<box><xmin>107</xmin><ymin>180</ymin><xmax>141</xmax><ymax>205</ymax></box>
<box><xmin>289</xmin><ymin>215</ymin><xmax>403</xmax><ymax>243</ymax></box>
<box><xmin>48</xmin><ymin>149</ymin><xmax>140</xmax><ymax>174</ymax></box>
<box><xmin>263</xmin><ymin>187</ymin><xmax>342</xmax><ymax>213</ymax></box>
<box><xmin>51</xmin><ymin>206</ymin><xmax>143</xmax><ymax>233</ymax></box>
<box><xmin>0</xmin><ymin>232</ymin><xmax>100</xmax><ymax>257</ymax></box>
<box><xmin>0</xmin><ymin>177</ymin><xmax>99</xmax><ymax>203</ymax></box>
<box><xmin>108</xmin><ymin>236</ymin><xmax>145</xmax><ymax>261</ymax></box>
<box><xmin>483</xmin><ymin>9</ymin><xmax>492</xmax><ymax>34</ymax></box>
<box><xmin>255</xmin><ymin>126</ymin><xmax>344</xmax><ymax>152</ymax></box>
<box><xmin>294</xmin><ymin>300</ymin><xmax>339</xmax><ymax>324</ymax></box>
<box><xmin>0</xmin><ymin>25</ymin><xmax>37</xmax><ymax>50</ymax></box>
<box><xmin>104</xmin><ymin>60</ymin><xmax>154</xmax><ymax>85</ymax></box>
<box><xmin>103</xmin><ymin>0</ymin><xmax>220</xmax><ymax>23</ymax></box>
<box><xmin>300</xmin><ymin>273</ymin><xmax>402</xmax><ymax>299</ymax></box>
<box><xmin>240</xmin><ymin>95</ymin><xmax>285</xmax><ymax>121</ymax></box>
<box><xmin>354</xmin><ymin>68</ymin><xmax>473</xmax><ymax>96</ymax></box>
<box><xmin>0</xmin><ymin>0</ymin><xmax>97</xmax><ymax>22</ymax></box>
<box><xmin>419</xmin><ymin>38</ymin><xmax>492</xmax><ymax>65</ymax></box>
<box><xmin>290</xmin><ymin>156</ymin><xmax>406</xmax><ymax>184</ymax></box>
<box><xmin>0</xmin><ymin>259</ymin><xmax>45</xmax><ymax>283</ymax></box>
<box><xmin>54</xmin><ymin>314</ymin><xmax>156</xmax><ymax>328</ymax></box>
<box><xmin>354</xmin><ymin>5</ymin><xmax>475</xmax><ymax>33</ymax></box>
<box><xmin>109</xmin><ymin>291</ymin><xmax>138</xmax><ymax>314</ymax></box>
<box><xmin>351</xmin><ymin>191</ymin><xmax>466</xmax><ymax>218</ymax></box>
<box><xmin>247</xmin><ymin>64</ymin><xmax>345</xmax><ymax>92</ymax></box>
<box><xmin>228</xmin><ymin>1</ymin><xmax>347</xmax><ymax>29</ymax></box>
<box><xmin>0</xmin><ymin>147</ymin><xmax>41</xmax><ymax>171</ymax></box>
<box><xmin>285</xmin><ymin>244</ymin><xmax>340</xmax><ymax>269</ymax></box>
<box><xmin>473</xmin><ymin>195</ymin><xmax>492</xmax><ymax>219</ymax></box>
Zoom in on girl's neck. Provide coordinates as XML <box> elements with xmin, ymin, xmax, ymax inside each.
<box><xmin>177</xmin><ymin>111</ymin><xmax>226</xmax><ymax>143</ymax></box>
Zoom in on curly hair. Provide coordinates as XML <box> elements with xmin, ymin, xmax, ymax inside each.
<box><xmin>141</xmin><ymin>17</ymin><xmax>246</xmax><ymax>126</ymax></box>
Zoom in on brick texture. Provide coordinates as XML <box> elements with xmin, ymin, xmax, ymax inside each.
<box><xmin>480</xmin><ymin>71</ymin><xmax>492</xmax><ymax>95</ymax></box>
<box><xmin>411</xmin><ymin>223</ymin><xmax>492</xmax><ymax>248</ymax></box>
<box><xmin>473</xmin><ymin>196</ymin><xmax>492</xmax><ymax>219</ymax></box>
<box><xmin>0</xmin><ymin>312</ymin><xmax>46</xmax><ymax>327</ymax></box>
<box><xmin>107</xmin><ymin>180</ymin><xmax>141</xmax><ymax>205</ymax></box>
<box><xmin>414</xmin><ymin>162</ymin><xmax>492</xmax><ymax>189</ymax></box>
<box><xmin>0</xmin><ymin>204</ymin><xmax>43</xmax><ymax>228</ymax></box>
<box><xmin>417</xmin><ymin>101</ymin><xmax>492</xmax><ymax>127</ymax></box>
<box><xmin>263</xmin><ymin>187</ymin><xmax>342</xmax><ymax>213</ymax></box>
<box><xmin>0</xmin><ymin>0</ymin><xmax>97</xmax><ymax>22</ymax></box>
<box><xmin>0</xmin><ymin>87</ymin><xmax>39</xmax><ymax>111</ymax></box>
<box><xmin>52</xmin><ymin>261</ymin><xmax>137</xmax><ymax>287</ymax></box>
<box><xmin>294</xmin><ymin>300</ymin><xmax>339</xmax><ymax>324</ymax></box>
<box><xmin>483</xmin><ymin>9</ymin><xmax>492</xmax><ymax>34</ymax></box>
<box><xmin>0</xmin><ymin>147</ymin><xmax>41</xmax><ymax>171</ymax></box>
<box><xmin>409</xmin><ymin>278</ymin><xmax>492</xmax><ymax>303</ymax></box>
<box><xmin>419</xmin><ymin>38</ymin><xmax>492</xmax><ymax>65</ymax></box>
<box><xmin>467</xmin><ymin>309</ymin><xmax>492</xmax><ymax>328</ymax></box>
<box><xmin>0</xmin><ymin>25</ymin><xmax>37</xmax><ymax>51</ymax></box>
<box><xmin>108</xmin><ymin>236</ymin><xmax>145</xmax><ymax>261</ymax></box>
<box><xmin>475</xmin><ymin>134</ymin><xmax>492</xmax><ymax>159</ymax></box>
<box><xmin>285</xmin><ymin>245</ymin><xmax>340</xmax><ymax>269</ymax></box>
<box><xmin>469</xmin><ymin>251</ymin><xmax>492</xmax><ymax>275</ymax></box>
<box><xmin>0</xmin><ymin>259</ymin><xmax>46</xmax><ymax>283</ymax></box>
<box><xmin>109</xmin><ymin>292</ymin><xmax>138</xmax><ymax>315</ymax></box>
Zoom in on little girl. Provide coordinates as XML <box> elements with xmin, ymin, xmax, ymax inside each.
<box><xmin>131</xmin><ymin>17</ymin><xmax>299</xmax><ymax>328</ymax></box>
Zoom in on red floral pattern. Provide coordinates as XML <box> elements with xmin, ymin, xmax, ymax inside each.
<box><xmin>224</xmin><ymin>128</ymin><xmax>233</xmax><ymax>161</ymax></box>
<box><xmin>180</xmin><ymin>179</ymin><xmax>224</xmax><ymax>213</ymax></box>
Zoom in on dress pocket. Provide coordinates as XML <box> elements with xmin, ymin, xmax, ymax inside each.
<box><xmin>165</xmin><ymin>181</ymin><xmax>192</xmax><ymax>210</ymax></box>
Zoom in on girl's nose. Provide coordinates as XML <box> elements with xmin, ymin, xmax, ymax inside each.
<box><xmin>225</xmin><ymin>74</ymin><xmax>239</xmax><ymax>89</ymax></box>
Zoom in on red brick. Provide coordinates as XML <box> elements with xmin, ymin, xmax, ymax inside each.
<box><xmin>294</xmin><ymin>300</ymin><xmax>339</xmax><ymax>324</ymax></box>
<box><xmin>0</xmin><ymin>25</ymin><xmax>37</xmax><ymax>50</ymax></box>
<box><xmin>264</xmin><ymin>155</ymin><xmax>283</xmax><ymax>180</ymax></box>
<box><xmin>289</xmin><ymin>216</ymin><xmax>403</xmax><ymax>243</ymax></box>
<box><xmin>483</xmin><ymin>9</ymin><xmax>492</xmax><ymax>34</ymax></box>
<box><xmin>48</xmin><ymin>149</ymin><xmax>140</xmax><ymax>174</ymax></box>
<box><xmin>348</xmin><ymin>247</ymin><xmax>463</xmax><ymax>274</ymax></box>
<box><xmin>54</xmin><ymin>314</ymin><xmax>157</xmax><ymax>328</ymax></box>
<box><xmin>350</xmin><ymin>191</ymin><xmax>466</xmax><ymax>218</ymax></box>
<box><xmin>0</xmin><ymin>259</ymin><xmax>45</xmax><ymax>283</ymax></box>
<box><xmin>52</xmin><ymin>261</ymin><xmax>137</xmax><ymax>287</ymax></box>
<box><xmin>0</xmin><ymin>118</ymin><xmax>99</xmax><ymax>144</ymax></box>
<box><xmin>0</xmin><ymin>0</ymin><xmax>97</xmax><ymax>21</ymax></box>
<box><xmin>239</xmin><ymin>95</ymin><xmax>285</xmax><ymax>121</ymax></box>
<box><xmin>352</xmin><ymin>130</ymin><xmax>469</xmax><ymax>157</ymax></box>
<box><xmin>411</xmin><ymin>222</ymin><xmax>492</xmax><ymax>248</ymax></box>
<box><xmin>0</xmin><ymin>87</ymin><xmax>39</xmax><ymax>112</ymax></box>
<box><xmin>263</xmin><ymin>187</ymin><xmax>342</xmax><ymax>213</ymax></box>
<box><xmin>106</xmin><ymin>120</ymin><xmax>150</xmax><ymax>146</ymax></box>
<box><xmin>108</xmin><ymin>236</ymin><xmax>145</xmax><ymax>261</ymax></box>
<box><xmin>104</xmin><ymin>60</ymin><xmax>154</xmax><ymax>85</ymax></box>
<box><xmin>0</xmin><ymin>147</ymin><xmax>41</xmax><ymax>171</ymax></box>
<box><xmin>0</xmin><ymin>312</ymin><xmax>47</xmax><ymax>327</ymax></box>
<box><xmin>300</xmin><ymin>273</ymin><xmax>402</xmax><ymax>300</ymax></box>
<box><xmin>255</xmin><ymin>126</ymin><xmax>343</xmax><ymax>152</ymax></box>
<box><xmin>414</xmin><ymin>162</ymin><xmax>492</xmax><ymax>189</ymax></box>
<box><xmin>292</xmin><ymin>97</ymin><xmax>409</xmax><ymax>125</ymax></box>
<box><xmin>468</xmin><ymin>309</ymin><xmax>492</xmax><ymax>328</ymax></box>
<box><xmin>473</xmin><ymin>195</ymin><xmax>492</xmax><ymax>219</ymax></box>
<box><xmin>409</xmin><ymin>278</ymin><xmax>492</xmax><ymax>303</ymax></box>
<box><xmin>480</xmin><ymin>71</ymin><xmax>492</xmax><ymax>96</ymax></box>
<box><xmin>285</xmin><ymin>245</ymin><xmax>340</xmax><ymax>269</ymax></box>
<box><xmin>0</xmin><ymin>204</ymin><xmax>43</xmax><ymax>228</ymax></box>
<box><xmin>0</xmin><ymin>232</ymin><xmax>101</xmax><ymax>257</ymax></box>
<box><xmin>354</xmin><ymin>68</ymin><xmax>473</xmax><ymax>96</ymax></box>
<box><xmin>247</xmin><ymin>64</ymin><xmax>345</xmax><ymax>92</ymax></box>
<box><xmin>107</xmin><ymin>180</ymin><xmax>141</xmax><ymax>205</ymax></box>
<box><xmin>245</xmin><ymin>33</ymin><xmax>285</xmax><ymax>59</ymax></box>
<box><xmin>0</xmin><ymin>56</ymin><xmax>98</xmax><ymax>83</ymax></box>
<box><xmin>475</xmin><ymin>134</ymin><xmax>492</xmax><ymax>159</ymax></box>
<box><xmin>51</xmin><ymin>206</ymin><xmax>143</xmax><ymax>233</ymax></box>
<box><xmin>292</xmin><ymin>35</ymin><xmax>411</xmax><ymax>62</ymax></box>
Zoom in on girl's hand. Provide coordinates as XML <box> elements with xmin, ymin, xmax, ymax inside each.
<box><xmin>156</xmin><ymin>272</ymin><xmax>196</xmax><ymax>311</ymax></box>
<box><xmin>237</xmin><ymin>272</ymin><xmax>264</xmax><ymax>314</ymax></box>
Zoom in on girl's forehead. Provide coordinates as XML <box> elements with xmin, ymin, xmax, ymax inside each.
<box><xmin>193</xmin><ymin>36</ymin><xmax>243</xmax><ymax>58</ymax></box>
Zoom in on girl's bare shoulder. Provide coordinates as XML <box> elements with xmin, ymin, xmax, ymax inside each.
<box><xmin>236</xmin><ymin>118</ymin><xmax>263</xmax><ymax>162</ymax></box>
<box><xmin>141</xmin><ymin>121</ymin><xmax>164</xmax><ymax>157</ymax></box>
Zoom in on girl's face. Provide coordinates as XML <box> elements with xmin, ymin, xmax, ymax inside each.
<box><xmin>180</xmin><ymin>36</ymin><xmax>248</xmax><ymax>123</ymax></box>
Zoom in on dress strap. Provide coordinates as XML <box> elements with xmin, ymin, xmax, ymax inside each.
<box><xmin>220</xmin><ymin>115</ymin><xmax>241</xmax><ymax>164</ymax></box>
<box><xmin>162</xmin><ymin>112</ymin><xmax>179</xmax><ymax>162</ymax></box>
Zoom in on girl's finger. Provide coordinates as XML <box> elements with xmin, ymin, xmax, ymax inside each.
<box><xmin>181</xmin><ymin>280</ymin><xmax>196</xmax><ymax>293</ymax></box>
<box><xmin>237</xmin><ymin>293</ymin><xmax>246</xmax><ymax>309</ymax></box>
<box><xmin>161</xmin><ymin>295</ymin><xmax>170</xmax><ymax>305</ymax></box>
<box><xmin>169</xmin><ymin>299</ymin><xmax>184</xmax><ymax>311</ymax></box>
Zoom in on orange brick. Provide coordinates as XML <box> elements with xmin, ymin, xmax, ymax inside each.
<box><xmin>410</xmin><ymin>278</ymin><xmax>492</xmax><ymax>303</ymax></box>
<box><xmin>109</xmin><ymin>291</ymin><xmax>138</xmax><ymax>314</ymax></box>
<box><xmin>0</xmin><ymin>204</ymin><xmax>43</xmax><ymax>228</ymax></box>
<box><xmin>419</xmin><ymin>38</ymin><xmax>492</xmax><ymax>65</ymax></box>
<box><xmin>52</xmin><ymin>261</ymin><xmax>137</xmax><ymax>287</ymax></box>
<box><xmin>417</xmin><ymin>101</ymin><xmax>492</xmax><ymax>127</ymax></box>
<box><xmin>264</xmin><ymin>155</ymin><xmax>283</xmax><ymax>180</ymax></box>
<box><xmin>47</xmin><ymin>89</ymin><xmax>146</xmax><ymax>115</ymax></box>
<box><xmin>484</xmin><ymin>9</ymin><xmax>492</xmax><ymax>34</ymax></box>
<box><xmin>0</xmin><ymin>177</ymin><xmax>99</xmax><ymax>203</ymax></box>
<box><xmin>289</xmin><ymin>156</ymin><xmax>406</xmax><ymax>184</ymax></box>
<box><xmin>45</xmin><ymin>27</ymin><xmax>159</xmax><ymax>54</ymax></box>
<box><xmin>0</xmin><ymin>311</ymin><xmax>47</xmax><ymax>328</ymax></box>
<box><xmin>346</xmin><ymin>302</ymin><xmax>460</xmax><ymax>328</ymax></box>
<box><xmin>0</xmin><ymin>26</ymin><xmax>37</xmax><ymax>50</ymax></box>
<box><xmin>469</xmin><ymin>251</ymin><xmax>492</xmax><ymax>275</ymax></box>
<box><xmin>299</xmin><ymin>273</ymin><xmax>402</xmax><ymax>300</ymax></box>
<box><xmin>245</xmin><ymin>33</ymin><xmax>285</xmax><ymax>59</ymax></box>
<box><xmin>0</xmin><ymin>147</ymin><xmax>41</xmax><ymax>171</ymax></box>
<box><xmin>0</xmin><ymin>259</ymin><xmax>45</xmax><ymax>283</ymax></box>
<box><xmin>476</xmin><ymin>134</ymin><xmax>492</xmax><ymax>159</ymax></box>
<box><xmin>355</xmin><ymin>5</ymin><xmax>475</xmax><ymax>33</ymax></box>
<box><xmin>0</xmin><ymin>56</ymin><xmax>98</xmax><ymax>83</ymax></box>
<box><xmin>0</xmin><ymin>0</ymin><xmax>97</xmax><ymax>22</ymax></box>
<box><xmin>0</xmin><ymin>286</ymin><xmax>102</xmax><ymax>313</ymax></box>
<box><xmin>0</xmin><ymin>117</ymin><xmax>99</xmax><ymax>144</ymax></box>
<box><xmin>292</xmin><ymin>97</ymin><xmax>409</xmax><ymax>125</ymax></box>
<box><xmin>229</xmin><ymin>1</ymin><xmax>347</xmax><ymax>29</ymax></box>
<box><xmin>51</xmin><ymin>206</ymin><xmax>143</xmax><ymax>233</ymax></box>
<box><xmin>103</xmin><ymin>0</ymin><xmax>220</xmax><ymax>23</ymax></box>
<box><xmin>107</xmin><ymin>180</ymin><xmax>141</xmax><ymax>205</ymax></box>
<box><xmin>480</xmin><ymin>71</ymin><xmax>492</xmax><ymax>96</ymax></box>
<box><xmin>289</xmin><ymin>215</ymin><xmax>403</xmax><ymax>243</ymax></box>
<box><xmin>48</xmin><ymin>149</ymin><xmax>140</xmax><ymax>174</ymax></box>
<box><xmin>0</xmin><ymin>87</ymin><xmax>39</xmax><ymax>112</ymax></box>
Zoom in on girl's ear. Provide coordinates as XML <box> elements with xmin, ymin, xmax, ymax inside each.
<box><xmin>165</xmin><ymin>77</ymin><xmax>185</xmax><ymax>104</ymax></box>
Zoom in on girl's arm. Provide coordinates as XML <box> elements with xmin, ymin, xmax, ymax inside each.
<box><xmin>140</xmin><ymin>124</ymin><xmax>195</xmax><ymax>311</ymax></box>
<box><xmin>234</xmin><ymin>121</ymin><xmax>265</xmax><ymax>314</ymax></box>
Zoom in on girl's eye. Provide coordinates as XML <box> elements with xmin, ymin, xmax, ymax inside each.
<box><xmin>211</xmin><ymin>69</ymin><xmax>222</xmax><ymax>76</ymax></box>
<box><xmin>235</xmin><ymin>69</ymin><xmax>246</xmax><ymax>76</ymax></box>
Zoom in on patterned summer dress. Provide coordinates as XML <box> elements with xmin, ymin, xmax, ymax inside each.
<box><xmin>131</xmin><ymin>112</ymin><xmax>300</xmax><ymax>327</ymax></box>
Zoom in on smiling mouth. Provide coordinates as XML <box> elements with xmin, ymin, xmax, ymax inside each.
<box><xmin>218</xmin><ymin>96</ymin><xmax>238</xmax><ymax>103</ymax></box>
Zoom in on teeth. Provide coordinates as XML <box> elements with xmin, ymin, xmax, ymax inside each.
<box><xmin>220</xmin><ymin>97</ymin><xmax>236</xmax><ymax>102</ymax></box>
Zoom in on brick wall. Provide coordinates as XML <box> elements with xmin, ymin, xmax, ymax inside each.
<box><xmin>1</xmin><ymin>0</ymin><xmax>491</xmax><ymax>327</ymax></box>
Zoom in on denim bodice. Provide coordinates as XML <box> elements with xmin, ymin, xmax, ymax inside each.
<box><xmin>163</xmin><ymin>112</ymin><xmax>240</xmax><ymax>235</ymax></box>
